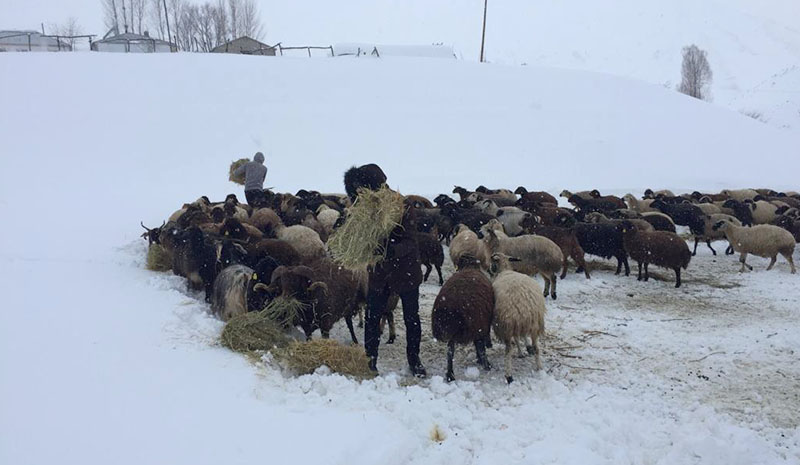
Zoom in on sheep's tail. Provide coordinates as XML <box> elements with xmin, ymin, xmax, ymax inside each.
<box><xmin>682</xmin><ymin>248</ymin><xmax>692</xmax><ymax>270</ymax></box>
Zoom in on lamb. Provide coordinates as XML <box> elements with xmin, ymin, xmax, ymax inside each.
<box><xmin>720</xmin><ymin>189</ymin><xmax>759</xmax><ymax>202</ymax></box>
<box><xmin>617</xmin><ymin>221</ymin><xmax>691</xmax><ymax>287</ymax></box>
<box><xmin>480</xmin><ymin>219</ymin><xmax>563</xmax><ymax>299</ymax></box>
<box><xmin>526</xmin><ymin>223</ymin><xmax>591</xmax><ymax>279</ymax></box>
<box><xmin>712</xmin><ymin>222</ymin><xmax>796</xmax><ymax>273</ymax></box>
<box><xmin>449</xmin><ymin>224</ymin><xmax>489</xmax><ymax>270</ymax></box>
<box><xmin>316</xmin><ymin>204</ymin><xmax>341</xmax><ymax>236</ymax></box>
<box><xmin>692</xmin><ymin>214</ymin><xmax>740</xmax><ymax>256</ymax></box>
<box><xmin>273</xmin><ymin>223</ymin><xmax>326</xmax><ymax>263</ymax></box>
<box><xmin>431</xmin><ymin>255</ymin><xmax>494</xmax><ymax>382</ymax></box>
<box><xmin>489</xmin><ymin>253</ymin><xmax>547</xmax><ymax>383</ymax></box>
<box><xmin>415</xmin><ymin>232</ymin><xmax>444</xmax><ymax>285</ymax></box>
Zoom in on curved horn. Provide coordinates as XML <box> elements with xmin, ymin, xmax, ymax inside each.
<box><xmin>253</xmin><ymin>283</ymin><xmax>270</xmax><ymax>293</ymax></box>
<box><xmin>308</xmin><ymin>281</ymin><xmax>329</xmax><ymax>296</ymax></box>
<box><xmin>140</xmin><ymin>221</ymin><xmax>151</xmax><ymax>231</ymax></box>
<box><xmin>268</xmin><ymin>266</ymin><xmax>289</xmax><ymax>285</ymax></box>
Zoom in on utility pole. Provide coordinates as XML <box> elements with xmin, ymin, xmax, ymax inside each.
<box><xmin>479</xmin><ymin>0</ymin><xmax>488</xmax><ymax>62</ymax></box>
<box><xmin>163</xmin><ymin>0</ymin><xmax>172</xmax><ymax>48</ymax></box>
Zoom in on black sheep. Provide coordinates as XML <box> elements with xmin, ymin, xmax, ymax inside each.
<box><xmin>343</xmin><ymin>164</ymin><xmax>387</xmax><ymax>201</ymax></box>
<box><xmin>572</xmin><ymin>222</ymin><xmax>630</xmax><ymax>276</ymax></box>
<box><xmin>722</xmin><ymin>199</ymin><xmax>754</xmax><ymax>227</ymax></box>
<box><xmin>650</xmin><ymin>199</ymin><xmax>706</xmax><ymax>235</ymax></box>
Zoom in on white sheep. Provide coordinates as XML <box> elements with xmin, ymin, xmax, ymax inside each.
<box><xmin>449</xmin><ymin>224</ymin><xmax>489</xmax><ymax>270</ymax></box>
<box><xmin>560</xmin><ymin>189</ymin><xmax>593</xmax><ymax>201</ymax></box>
<box><xmin>477</xmin><ymin>200</ymin><xmax>533</xmax><ymax>237</ymax></box>
<box><xmin>489</xmin><ymin>253</ymin><xmax>547</xmax><ymax>383</ymax></box>
<box><xmin>623</xmin><ymin>193</ymin><xmax>657</xmax><ymax>213</ymax></box>
<box><xmin>712</xmin><ymin>222</ymin><xmax>796</xmax><ymax>273</ymax></box>
<box><xmin>748</xmin><ymin>200</ymin><xmax>780</xmax><ymax>225</ymax></box>
<box><xmin>316</xmin><ymin>204</ymin><xmax>341</xmax><ymax>235</ymax></box>
<box><xmin>274</xmin><ymin>224</ymin><xmax>326</xmax><ymax>263</ymax></box>
<box><xmin>481</xmin><ymin>219</ymin><xmax>563</xmax><ymax>299</ymax></box>
<box><xmin>694</xmin><ymin>202</ymin><xmax>721</xmax><ymax>215</ymax></box>
<box><xmin>721</xmin><ymin>189</ymin><xmax>759</xmax><ymax>202</ymax></box>
<box><xmin>693</xmin><ymin>213</ymin><xmax>740</xmax><ymax>256</ymax></box>
<box><xmin>211</xmin><ymin>264</ymin><xmax>252</xmax><ymax>321</ymax></box>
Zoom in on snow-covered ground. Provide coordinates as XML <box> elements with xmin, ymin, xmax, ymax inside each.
<box><xmin>1</xmin><ymin>54</ymin><xmax>799</xmax><ymax>464</ymax></box>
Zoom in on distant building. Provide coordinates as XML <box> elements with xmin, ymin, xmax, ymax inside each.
<box><xmin>0</xmin><ymin>30</ymin><xmax>72</xmax><ymax>52</ymax></box>
<box><xmin>334</xmin><ymin>43</ymin><xmax>456</xmax><ymax>59</ymax></box>
<box><xmin>211</xmin><ymin>36</ymin><xmax>277</xmax><ymax>56</ymax></box>
<box><xmin>91</xmin><ymin>30</ymin><xmax>175</xmax><ymax>53</ymax></box>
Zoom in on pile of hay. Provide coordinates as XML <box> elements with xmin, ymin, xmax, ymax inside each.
<box><xmin>220</xmin><ymin>310</ymin><xmax>290</xmax><ymax>353</ymax></box>
<box><xmin>146</xmin><ymin>244</ymin><xmax>172</xmax><ymax>272</ymax></box>
<box><xmin>228</xmin><ymin>158</ymin><xmax>249</xmax><ymax>185</ymax></box>
<box><xmin>327</xmin><ymin>185</ymin><xmax>405</xmax><ymax>270</ymax></box>
<box><xmin>278</xmin><ymin>339</ymin><xmax>376</xmax><ymax>378</ymax></box>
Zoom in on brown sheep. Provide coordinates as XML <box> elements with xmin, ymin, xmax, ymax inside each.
<box><xmin>526</xmin><ymin>223</ymin><xmax>591</xmax><ymax>279</ymax></box>
<box><xmin>618</xmin><ymin>221</ymin><xmax>691</xmax><ymax>288</ymax></box>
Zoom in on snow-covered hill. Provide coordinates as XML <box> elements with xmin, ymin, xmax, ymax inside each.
<box><xmin>1</xmin><ymin>54</ymin><xmax>799</xmax><ymax>464</ymax></box>
<box><xmin>264</xmin><ymin>0</ymin><xmax>800</xmax><ymax>131</ymax></box>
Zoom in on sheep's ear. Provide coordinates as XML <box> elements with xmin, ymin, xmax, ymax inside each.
<box><xmin>496</xmin><ymin>210</ymin><xmax>504</xmax><ymax>217</ymax></box>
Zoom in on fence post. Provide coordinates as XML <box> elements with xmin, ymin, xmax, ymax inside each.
<box><xmin>28</xmin><ymin>33</ymin><xmax>31</xmax><ymax>51</ymax></box>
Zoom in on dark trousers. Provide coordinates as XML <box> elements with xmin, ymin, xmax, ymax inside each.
<box><xmin>364</xmin><ymin>285</ymin><xmax>421</xmax><ymax>365</ymax></box>
<box><xmin>244</xmin><ymin>189</ymin><xmax>265</xmax><ymax>207</ymax></box>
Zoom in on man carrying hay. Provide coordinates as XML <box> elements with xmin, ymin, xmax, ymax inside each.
<box><xmin>233</xmin><ymin>152</ymin><xmax>268</xmax><ymax>206</ymax></box>
<box><xmin>338</xmin><ymin>164</ymin><xmax>427</xmax><ymax>377</ymax></box>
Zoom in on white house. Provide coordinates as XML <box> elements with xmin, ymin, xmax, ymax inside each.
<box><xmin>0</xmin><ymin>30</ymin><xmax>72</xmax><ymax>52</ymax></box>
<box><xmin>91</xmin><ymin>31</ymin><xmax>175</xmax><ymax>53</ymax></box>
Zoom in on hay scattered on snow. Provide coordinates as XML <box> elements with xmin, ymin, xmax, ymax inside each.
<box><xmin>229</xmin><ymin>158</ymin><xmax>249</xmax><ymax>185</ymax></box>
<box><xmin>264</xmin><ymin>296</ymin><xmax>309</xmax><ymax>328</ymax></box>
<box><xmin>220</xmin><ymin>310</ymin><xmax>290</xmax><ymax>353</ymax></box>
<box><xmin>278</xmin><ymin>339</ymin><xmax>376</xmax><ymax>379</ymax></box>
<box><xmin>146</xmin><ymin>243</ymin><xmax>172</xmax><ymax>272</ymax></box>
<box><xmin>327</xmin><ymin>185</ymin><xmax>405</xmax><ymax>270</ymax></box>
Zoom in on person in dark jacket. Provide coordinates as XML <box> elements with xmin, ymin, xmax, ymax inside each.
<box><xmin>234</xmin><ymin>152</ymin><xmax>267</xmax><ymax>206</ymax></box>
<box><xmin>347</xmin><ymin>165</ymin><xmax>426</xmax><ymax>377</ymax></box>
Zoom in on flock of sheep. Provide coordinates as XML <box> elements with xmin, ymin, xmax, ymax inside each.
<box><xmin>141</xmin><ymin>175</ymin><xmax>799</xmax><ymax>382</ymax></box>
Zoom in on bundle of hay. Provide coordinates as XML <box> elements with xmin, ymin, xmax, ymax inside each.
<box><xmin>278</xmin><ymin>339</ymin><xmax>376</xmax><ymax>378</ymax></box>
<box><xmin>229</xmin><ymin>158</ymin><xmax>249</xmax><ymax>185</ymax></box>
<box><xmin>146</xmin><ymin>244</ymin><xmax>172</xmax><ymax>272</ymax></box>
<box><xmin>220</xmin><ymin>310</ymin><xmax>290</xmax><ymax>353</ymax></box>
<box><xmin>327</xmin><ymin>185</ymin><xmax>405</xmax><ymax>270</ymax></box>
<box><xmin>263</xmin><ymin>296</ymin><xmax>309</xmax><ymax>328</ymax></box>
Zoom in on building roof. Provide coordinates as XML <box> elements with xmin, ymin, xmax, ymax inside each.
<box><xmin>95</xmin><ymin>31</ymin><xmax>174</xmax><ymax>47</ymax></box>
<box><xmin>211</xmin><ymin>36</ymin><xmax>276</xmax><ymax>53</ymax></box>
<box><xmin>0</xmin><ymin>30</ymin><xmax>71</xmax><ymax>49</ymax></box>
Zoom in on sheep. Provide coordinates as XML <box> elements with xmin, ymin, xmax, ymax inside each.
<box><xmin>247</xmin><ymin>207</ymin><xmax>283</xmax><ymax>234</ymax></box>
<box><xmin>560</xmin><ymin>189</ymin><xmax>594</xmax><ymax>201</ymax></box>
<box><xmin>266</xmin><ymin>257</ymin><xmax>365</xmax><ymax>342</ymax></box>
<box><xmin>692</xmin><ymin>214</ymin><xmax>740</xmax><ymax>256</ymax></box>
<box><xmin>690</xmin><ymin>191</ymin><xmax>727</xmax><ymax>202</ymax></box>
<box><xmin>316</xmin><ymin>204</ymin><xmax>341</xmax><ymax>236</ymax></box>
<box><xmin>468</xmin><ymin>191</ymin><xmax>517</xmax><ymax>207</ymax></box>
<box><xmin>623</xmin><ymin>194</ymin><xmax>657</xmax><ymax>213</ymax></box>
<box><xmin>747</xmin><ymin>200</ymin><xmax>780</xmax><ymax>225</ymax></box>
<box><xmin>273</xmin><ymin>223</ymin><xmax>326</xmax><ymax>263</ymax></box>
<box><xmin>211</xmin><ymin>264</ymin><xmax>254</xmax><ymax>321</ymax></box>
<box><xmin>514</xmin><ymin>187</ymin><xmax>558</xmax><ymax>205</ymax></box>
<box><xmin>649</xmin><ymin>199</ymin><xmax>706</xmax><ymax>235</ymax></box>
<box><xmin>640</xmin><ymin>211</ymin><xmax>676</xmax><ymax>233</ymax></box>
<box><xmin>449</xmin><ymin>224</ymin><xmax>489</xmax><ymax>270</ymax></box>
<box><xmin>478</xmin><ymin>200</ymin><xmax>534</xmax><ymax>237</ymax></box>
<box><xmin>219</xmin><ymin>217</ymin><xmax>263</xmax><ymax>242</ymax></box>
<box><xmin>526</xmin><ymin>223</ymin><xmax>591</xmax><ymax>279</ymax></box>
<box><xmin>434</xmin><ymin>194</ymin><xmax>457</xmax><ymax>207</ymax></box>
<box><xmin>588</xmin><ymin>191</ymin><xmax>627</xmax><ymax>209</ymax></box>
<box><xmin>432</xmin><ymin>255</ymin><xmax>494</xmax><ymax>382</ymax></box>
<box><xmin>452</xmin><ymin>186</ymin><xmax>474</xmax><ymax>201</ymax></box>
<box><xmin>712</xmin><ymin>222</ymin><xmax>796</xmax><ymax>273</ymax></box>
<box><xmin>480</xmin><ymin>219</ymin><xmax>563</xmax><ymax>299</ymax></box>
<box><xmin>343</xmin><ymin>164</ymin><xmax>387</xmax><ymax>201</ymax></box>
<box><xmin>584</xmin><ymin>212</ymin><xmax>655</xmax><ymax>232</ymax></box>
<box><xmin>693</xmin><ymin>202</ymin><xmax>722</xmax><ymax>215</ymax></box>
<box><xmin>516</xmin><ymin>200</ymin><xmax>576</xmax><ymax>227</ymax></box>
<box><xmin>568</xmin><ymin>194</ymin><xmax>622</xmax><ymax>217</ymax></box>
<box><xmin>171</xmin><ymin>226</ymin><xmax>218</xmax><ymax>301</ymax></box>
<box><xmin>404</xmin><ymin>195</ymin><xmax>433</xmax><ymax>209</ymax></box>
<box><xmin>772</xmin><ymin>214</ymin><xmax>800</xmax><ymax>242</ymax></box>
<box><xmin>441</xmin><ymin>203</ymin><xmax>495</xmax><ymax>234</ymax></box>
<box><xmin>617</xmin><ymin>221</ymin><xmax>691</xmax><ymax>287</ymax></box>
<box><xmin>572</xmin><ymin>222</ymin><xmax>630</xmax><ymax>276</ymax></box>
<box><xmin>643</xmin><ymin>189</ymin><xmax>676</xmax><ymax>199</ymax></box>
<box><xmin>416</xmin><ymin>232</ymin><xmax>444</xmax><ymax>285</ymax></box>
<box><xmin>489</xmin><ymin>253</ymin><xmax>547</xmax><ymax>383</ymax></box>
<box><xmin>721</xmin><ymin>199</ymin><xmax>754</xmax><ymax>226</ymax></box>
<box><xmin>721</xmin><ymin>189</ymin><xmax>759</xmax><ymax>202</ymax></box>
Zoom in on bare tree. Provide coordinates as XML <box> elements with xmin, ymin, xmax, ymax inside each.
<box><xmin>48</xmin><ymin>17</ymin><xmax>84</xmax><ymax>49</ymax></box>
<box><xmin>237</xmin><ymin>0</ymin><xmax>263</xmax><ymax>39</ymax></box>
<box><xmin>131</xmin><ymin>0</ymin><xmax>147</xmax><ymax>34</ymax></box>
<box><xmin>148</xmin><ymin>0</ymin><xmax>165</xmax><ymax>38</ymax></box>
<box><xmin>678</xmin><ymin>44</ymin><xmax>713</xmax><ymax>101</ymax></box>
<box><xmin>101</xmin><ymin>0</ymin><xmax>121</xmax><ymax>33</ymax></box>
<box><xmin>227</xmin><ymin>0</ymin><xmax>239</xmax><ymax>38</ymax></box>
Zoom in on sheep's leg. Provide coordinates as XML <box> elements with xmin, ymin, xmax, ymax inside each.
<box><xmin>542</xmin><ymin>273</ymin><xmax>551</xmax><ymax>298</ymax></box>
<box><xmin>575</xmin><ymin>252</ymin><xmax>590</xmax><ymax>279</ymax></box>
<box><xmin>674</xmin><ymin>268</ymin><xmax>682</xmax><ymax>288</ymax></box>
<box><xmin>515</xmin><ymin>339</ymin><xmax>526</xmax><ymax>358</ymax></box>
<box><xmin>423</xmin><ymin>263</ymin><xmax>432</xmax><ymax>282</ymax></box>
<box><xmin>446</xmin><ymin>340</ymin><xmax>456</xmax><ymax>382</ymax></box>
<box><xmin>435</xmin><ymin>264</ymin><xmax>444</xmax><ymax>285</ymax></box>
<box><xmin>385</xmin><ymin>310</ymin><xmax>396</xmax><ymax>344</ymax></box>
<box><xmin>739</xmin><ymin>252</ymin><xmax>753</xmax><ymax>272</ymax></box>
<box><xmin>614</xmin><ymin>257</ymin><xmax>622</xmax><ymax>275</ymax></box>
<box><xmin>345</xmin><ymin>315</ymin><xmax>358</xmax><ymax>344</ymax></box>
<box><xmin>357</xmin><ymin>308</ymin><xmax>364</xmax><ymax>328</ymax></box>
<box><xmin>474</xmin><ymin>338</ymin><xmax>491</xmax><ymax>371</ymax></box>
<box><xmin>644</xmin><ymin>262</ymin><xmax>650</xmax><ymax>282</ymax></box>
<box><xmin>550</xmin><ymin>272</ymin><xmax>557</xmax><ymax>300</ymax></box>
<box><xmin>784</xmin><ymin>253</ymin><xmax>796</xmax><ymax>274</ymax></box>
<box><xmin>706</xmin><ymin>240</ymin><xmax>716</xmax><ymax>256</ymax></box>
<box><xmin>531</xmin><ymin>335</ymin><xmax>542</xmax><ymax>371</ymax></box>
<box><xmin>766</xmin><ymin>255</ymin><xmax>777</xmax><ymax>271</ymax></box>
<box><xmin>560</xmin><ymin>253</ymin><xmax>569</xmax><ymax>279</ymax></box>
<box><xmin>504</xmin><ymin>342</ymin><xmax>514</xmax><ymax>384</ymax></box>
<box><xmin>623</xmin><ymin>256</ymin><xmax>630</xmax><ymax>276</ymax></box>
<box><xmin>692</xmin><ymin>237</ymin><xmax>700</xmax><ymax>256</ymax></box>
<box><xmin>637</xmin><ymin>261</ymin><xmax>643</xmax><ymax>281</ymax></box>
